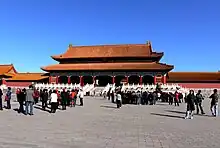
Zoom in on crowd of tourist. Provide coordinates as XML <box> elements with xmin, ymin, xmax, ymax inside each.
<box><xmin>0</xmin><ymin>84</ymin><xmax>219</xmax><ymax>120</ymax></box>
<box><xmin>104</xmin><ymin>85</ymin><xmax>219</xmax><ymax>119</ymax></box>
<box><xmin>0</xmin><ymin>85</ymin><xmax>84</xmax><ymax>115</ymax></box>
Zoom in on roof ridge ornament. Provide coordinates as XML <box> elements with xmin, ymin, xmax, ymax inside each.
<box><xmin>69</xmin><ymin>44</ymin><xmax>73</xmax><ymax>47</ymax></box>
<box><xmin>146</xmin><ymin>41</ymin><xmax>151</xmax><ymax>46</ymax></box>
<box><xmin>146</xmin><ymin>40</ymin><xmax>152</xmax><ymax>52</ymax></box>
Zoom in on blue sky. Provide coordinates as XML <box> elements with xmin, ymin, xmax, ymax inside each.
<box><xmin>0</xmin><ymin>0</ymin><xmax>220</xmax><ymax>72</ymax></box>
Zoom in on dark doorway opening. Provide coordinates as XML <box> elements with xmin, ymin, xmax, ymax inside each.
<box><xmin>96</xmin><ymin>76</ymin><xmax>112</xmax><ymax>86</ymax></box>
<box><xmin>128</xmin><ymin>75</ymin><xmax>139</xmax><ymax>84</ymax></box>
<box><xmin>83</xmin><ymin>76</ymin><xmax>93</xmax><ymax>84</ymax></box>
<box><xmin>143</xmin><ymin>75</ymin><xmax>154</xmax><ymax>84</ymax></box>
<box><xmin>115</xmin><ymin>75</ymin><xmax>125</xmax><ymax>86</ymax></box>
<box><xmin>70</xmin><ymin>76</ymin><xmax>80</xmax><ymax>84</ymax></box>
<box><xmin>59</xmin><ymin>76</ymin><xmax>68</xmax><ymax>84</ymax></box>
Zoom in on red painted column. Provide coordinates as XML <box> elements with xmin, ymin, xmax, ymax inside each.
<box><xmin>68</xmin><ymin>76</ymin><xmax>71</xmax><ymax>84</ymax></box>
<box><xmin>49</xmin><ymin>76</ymin><xmax>52</xmax><ymax>84</ymax></box>
<box><xmin>80</xmin><ymin>76</ymin><xmax>84</xmax><ymax>86</ymax></box>
<box><xmin>56</xmin><ymin>76</ymin><xmax>59</xmax><ymax>84</ymax></box>
<box><xmin>2</xmin><ymin>78</ymin><xmax>6</xmax><ymax>85</ymax></box>
<box><xmin>139</xmin><ymin>76</ymin><xmax>143</xmax><ymax>85</ymax></box>
<box><xmin>93</xmin><ymin>76</ymin><xmax>96</xmax><ymax>84</ymax></box>
<box><xmin>154</xmin><ymin>76</ymin><xmax>157</xmax><ymax>84</ymax></box>
<box><xmin>125</xmin><ymin>76</ymin><xmax>129</xmax><ymax>83</ymax></box>
<box><xmin>112</xmin><ymin>76</ymin><xmax>115</xmax><ymax>84</ymax></box>
<box><xmin>163</xmin><ymin>75</ymin><xmax>167</xmax><ymax>84</ymax></box>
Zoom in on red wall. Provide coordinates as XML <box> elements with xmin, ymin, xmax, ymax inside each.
<box><xmin>6</xmin><ymin>82</ymin><xmax>32</xmax><ymax>87</ymax></box>
<box><xmin>170</xmin><ymin>83</ymin><xmax>220</xmax><ymax>88</ymax></box>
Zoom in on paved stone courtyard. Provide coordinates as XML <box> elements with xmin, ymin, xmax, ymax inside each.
<box><xmin>0</xmin><ymin>97</ymin><xmax>220</xmax><ymax>148</ymax></box>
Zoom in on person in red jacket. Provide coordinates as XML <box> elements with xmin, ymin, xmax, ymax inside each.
<box><xmin>174</xmin><ymin>91</ymin><xmax>179</xmax><ymax>106</ymax></box>
<box><xmin>33</xmin><ymin>88</ymin><xmax>40</xmax><ymax>104</ymax></box>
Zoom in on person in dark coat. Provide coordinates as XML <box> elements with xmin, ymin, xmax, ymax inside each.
<box><xmin>168</xmin><ymin>92</ymin><xmax>174</xmax><ymax>105</ymax></box>
<box><xmin>0</xmin><ymin>88</ymin><xmax>3</xmax><ymax>110</ymax></box>
<box><xmin>152</xmin><ymin>91</ymin><xmax>157</xmax><ymax>105</ymax></box>
<box><xmin>5</xmin><ymin>87</ymin><xmax>12</xmax><ymax>109</ymax></box>
<box><xmin>185</xmin><ymin>90</ymin><xmax>195</xmax><ymax>119</ymax></box>
<box><xmin>61</xmin><ymin>89</ymin><xmax>68</xmax><ymax>110</ymax></box>
<box><xmin>18</xmin><ymin>88</ymin><xmax>26</xmax><ymax>113</ymax></box>
<box><xmin>42</xmin><ymin>89</ymin><xmax>48</xmax><ymax>110</ymax></box>
<box><xmin>209</xmin><ymin>89</ymin><xmax>219</xmax><ymax>117</ymax></box>
<box><xmin>195</xmin><ymin>90</ymin><xmax>205</xmax><ymax>114</ymax></box>
<box><xmin>141</xmin><ymin>91</ymin><xmax>148</xmax><ymax>105</ymax></box>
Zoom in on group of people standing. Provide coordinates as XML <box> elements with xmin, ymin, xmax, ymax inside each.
<box><xmin>0</xmin><ymin>85</ymin><xmax>84</xmax><ymax>115</ymax></box>
<box><xmin>185</xmin><ymin>89</ymin><xmax>219</xmax><ymax>119</ymax></box>
<box><xmin>0</xmin><ymin>87</ymin><xmax>12</xmax><ymax>110</ymax></box>
<box><xmin>104</xmin><ymin>86</ymin><xmax>219</xmax><ymax>120</ymax></box>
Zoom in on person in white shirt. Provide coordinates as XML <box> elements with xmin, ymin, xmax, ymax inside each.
<box><xmin>78</xmin><ymin>89</ymin><xmax>84</xmax><ymax>106</ymax></box>
<box><xmin>116</xmin><ymin>91</ymin><xmax>122</xmax><ymax>108</ymax></box>
<box><xmin>50</xmin><ymin>90</ymin><xmax>58</xmax><ymax>113</ymax></box>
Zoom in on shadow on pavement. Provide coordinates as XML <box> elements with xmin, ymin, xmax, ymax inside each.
<box><xmin>100</xmin><ymin>105</ymin><xmax>118</xmax><ymax>109</ymax></box>
<box><xmin>34</xmin><ymin>106</ymin><xmax>51</xmax><ymax>113</ymax></box>
<box><xmin>165</xmin><ymin>110</ymin><xmax>213</xmax><ymax>117</ymax></box>
<box><xmin>150</xmin><ymin>113</ymin><xmax>184</xmax><ymax>119</ymax></box>
<box><xmin>156</xmin><ymin>103</ymin><xmax>168</xmax><ymax>106</ymax></box>
<box><xmin>13</xmin><ymin>108</ymin><xmax>26</xmax><ymax>115</ymax></box>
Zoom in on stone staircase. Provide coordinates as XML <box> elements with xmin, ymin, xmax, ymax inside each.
<box><xmin>91</xmin><ymin>86</ymin><xmax>105</xmax><ymax>96</ymax></box>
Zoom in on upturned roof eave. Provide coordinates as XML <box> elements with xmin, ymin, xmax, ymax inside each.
<box><xmin>39</xmin><ymin>63</ymin><xmax>174</xmax><ymax>72</ymax></box>
<box><xmin>51</xmin><ymin>54</ymin><xmax>164</xmax><ymax>60</ymax></box>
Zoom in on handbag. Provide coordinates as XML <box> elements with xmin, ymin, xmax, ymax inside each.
<box><xmin>5</xmin><ymin>96</ymin><xmax>8</xmax><ymax>101</ymax></box>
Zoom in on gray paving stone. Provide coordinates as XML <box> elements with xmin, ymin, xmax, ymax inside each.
<box><xmin>0</xmin><ymin>97</ymin><xmax>220</xmax><ymax>147</ymax></box>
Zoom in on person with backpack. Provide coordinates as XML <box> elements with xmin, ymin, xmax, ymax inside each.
<box><xmin>209</xmin><ymin>89</ymin><xmax>219</xmax><ymax>117</ymax></box>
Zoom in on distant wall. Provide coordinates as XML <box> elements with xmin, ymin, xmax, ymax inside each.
<box><xmin>169</xmin><ymin>83</ymin><xmax>220</xmax><ymax>88</ymax></box>
<box><xmin>6</xmin><ymin>81</ymin><xmax>32</xmax><ymax>87</ymax></box>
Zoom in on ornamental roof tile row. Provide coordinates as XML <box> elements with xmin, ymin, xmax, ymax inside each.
<box><xmin>41</xmin><ymin>62</ymin><xmax>174</xmax><ymax>71</ymax></box>
<box><xmin>7</xmin><ymin>73</ymin><xmax>48</xmax><ymax>81</ymax></box>
<box><xmin>52</xmin><ymin>42</ymin><xmax>163</xmax><ymax>59</ymax></box>
<box><xmin>0</xmin><ymin>64</ymin><xmax>17</xmax><ymax>76</ymax></box>
<box><xmin>0</xmin><ymin>64</ymin><xmax>48</xmax><ymax>81</ymax></box>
